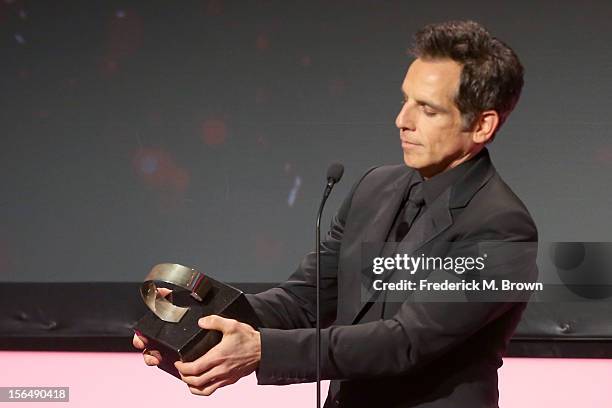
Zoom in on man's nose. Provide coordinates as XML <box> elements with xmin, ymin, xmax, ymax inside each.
<box><xmin>395</xmin><ymin>102</ymin><xmax>415</xmax><ymax>130</ymax></box>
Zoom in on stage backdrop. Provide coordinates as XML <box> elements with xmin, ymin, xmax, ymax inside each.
<box><xmin>1</xmin><ymin>1</ymin><xmax>611</xmax><ymax>356</ymax></box>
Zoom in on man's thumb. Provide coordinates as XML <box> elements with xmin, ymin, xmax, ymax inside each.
<box><xmin>198</xmin><ymin>314</ymin><xmax>230</xmax><ymax>332</ymax></box>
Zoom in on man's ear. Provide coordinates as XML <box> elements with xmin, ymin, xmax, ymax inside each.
<box><xmin>471</xmin><ymin>110</ymin><xmax>499</xmax><ymax>144</ymax></box>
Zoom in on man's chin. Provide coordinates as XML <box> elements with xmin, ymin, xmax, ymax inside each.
<box><xmin>403</xmin><ymin>155</ymin><xmax>420</xmax><ymax>170</ymax></box>
<box><xmin>404</xmin><ymin>156</ymin><xmax>438</xmax><ymax>178</ymax></box>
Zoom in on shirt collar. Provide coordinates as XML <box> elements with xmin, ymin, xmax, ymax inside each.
<box><xmin>420</xmin><ymin>149</ymin><xmax>486</xmax><ymax>207</ymax></box>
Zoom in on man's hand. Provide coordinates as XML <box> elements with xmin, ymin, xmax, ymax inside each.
<box><xmin>133</xmin><ymin>331</ymin><xmax>164</xmax><ymax>366</ymax></box>
<box><xmin>132</xmin><ymin>287</ymin><xmax>172</xmax><ymax>366</ymax></box>
<box><xmin>175</xmin><ymin>315</ymin><xmax>261</xmax><ymax>396</ymax></box>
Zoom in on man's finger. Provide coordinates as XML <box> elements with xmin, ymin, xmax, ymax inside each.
<box><xmin>180</xmin><ymin>365</ymin><xmax>225</xmax><ymax>387</ymax></box>
<box><xmin>187</xmin><ymin>384</ymin><xmax>208</xmax><ymax>396</ymax></box>
<box><xmin>143</xmin><ymin>349</ymin><xmax>162</xmax><ymax>366</ymax></box>
<box><xmin>143</xmin><ymin>354</ymin><xmax>160</xmax><ymax>366</ymax></box>
<box><xmin>187</xmin><ymin>377</ymin><xmax>234</xmax><ymax>397</ymax></box>
<box><xmin>157</xmin><ymin>287</ymin><xmax>172</xmax><ymax>298</ymax></box>
<box><xmin>175</xmin><ymin>356</ymin><xmax>216</xmax><ymax>376</ymax></box>
<box><xmin>175</xmin><ymin>344</ymin><xmax>224</xmax><ymax>376</ymax></box>
<box><xmin>133</xmin><ymin>333</ymin><xmax>147</xmax><ymax>349</ymax></box>
<box><xmin>200</xmin><ymin>376</ymin><xmax>238</xmax><ymax>396</ymax></box>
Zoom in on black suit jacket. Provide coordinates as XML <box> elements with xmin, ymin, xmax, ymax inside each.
<box><xmin>246</xmin><ymin>149</ymin><xmax>538</xmax><ymax>408</ymax></box>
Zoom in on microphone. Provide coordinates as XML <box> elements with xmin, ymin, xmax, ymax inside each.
<box><xmin>327</xmin><ymin>162</ymin><xmax>344</xmax><ymax>185</ymax></box>
<box><xmin>316</xmin><ymin>162</ymin><xmax>344</xmax><ymax>408</ymax></box>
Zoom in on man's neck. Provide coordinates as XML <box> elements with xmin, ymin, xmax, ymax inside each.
<box><xmin>419</xmin><ymin>147</ymin><xmax>483</xmax><ymax>180</ymax></box>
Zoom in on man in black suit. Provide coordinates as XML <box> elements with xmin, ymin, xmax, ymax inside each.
<box><xmin>134</xmin><ymin>20</ymin><xmax>537</xmax><ymax>407</ymax></box>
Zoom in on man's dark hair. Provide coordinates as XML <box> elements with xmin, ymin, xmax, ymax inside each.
<box><xmin>412</xmin><ymin>20</ymin><xmax>524</xmax><ymax>134</ymax></box>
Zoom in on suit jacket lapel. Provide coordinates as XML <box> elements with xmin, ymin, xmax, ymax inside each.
<box><xmin>351</xmin><ymin>194</ymin><xmax>453</xmax><ymax>324</ymax></box>
<box><xmin>346</xmin><ymin>169</ymin><xmax>416</xmax><ymax>322</ymax></box>
<box><xmin>361</xmin><ymin>169</ymin><xmax>418</xmax><ymax>263</ymax></box>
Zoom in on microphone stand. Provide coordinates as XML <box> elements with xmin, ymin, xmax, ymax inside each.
<box><xmin>316</xmin><ymin>179</ymin><xmax>335</xmax><ymax>408</ymax></box>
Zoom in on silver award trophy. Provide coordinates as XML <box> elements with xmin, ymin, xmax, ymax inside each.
<box><xmin>134</xmin><ymin>263</ymin><xmax>262</xmax><ymax>378</ymax></box>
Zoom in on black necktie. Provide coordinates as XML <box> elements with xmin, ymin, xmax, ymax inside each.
<box><xmin>394</xmin><ymin>182</ymin><xmax>425</xmax><ymax>242</ymax></box>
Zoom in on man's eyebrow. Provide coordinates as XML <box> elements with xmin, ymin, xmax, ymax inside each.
<box><xmin>401</xmin><ymin>90</ymin><xmax>448</xmax><ymax>113</ymax></box>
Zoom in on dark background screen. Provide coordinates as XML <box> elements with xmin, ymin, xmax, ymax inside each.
<box><xmin>2</xmin><ymin>0</ymin><xmax>611</xmax><ymax>282</ymax></box>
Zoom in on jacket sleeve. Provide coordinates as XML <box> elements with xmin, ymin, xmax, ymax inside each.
<box><xmin>254</xmin><ymin>209</ymin><xmax>538</xmax><ymax>384</ymax></box>
<box><xmin>245</xmin><ymin>167</ymin><xmax>378</xmax><ymax>331</ymax></box>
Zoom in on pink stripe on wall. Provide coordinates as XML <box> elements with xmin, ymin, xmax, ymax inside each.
<box><xmin>0</xmin><ymin>352</ymin><xmax>610</xmax><ymax>407</ymax></box>
<box><xmin>498</xmin><ymin>357</ymin><xmax>612</xmax><ymax>407</ymax></box>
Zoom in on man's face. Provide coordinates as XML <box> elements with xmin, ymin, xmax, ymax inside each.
<box><xmin>395</xmin><ymin>58</ymin><xmax>477</xmax><ymax>178</ymax></box>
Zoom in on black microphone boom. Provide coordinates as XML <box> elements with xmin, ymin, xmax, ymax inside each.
<box><xmin>316</xmin><ymin>162</ymin><xmax>344</xmax><ymax>408</ymax></box>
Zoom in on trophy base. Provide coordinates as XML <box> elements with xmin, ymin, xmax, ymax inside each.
<box><xmin>134</xmin><ymin>277</ymin><xmax>262</xmax><ymax>379</ymax></box>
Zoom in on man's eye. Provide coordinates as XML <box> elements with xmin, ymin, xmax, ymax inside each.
<box><xmin>421</xmin><ymin>106</ymin><xmax>437</xmax><ymax>116</ymax></box>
